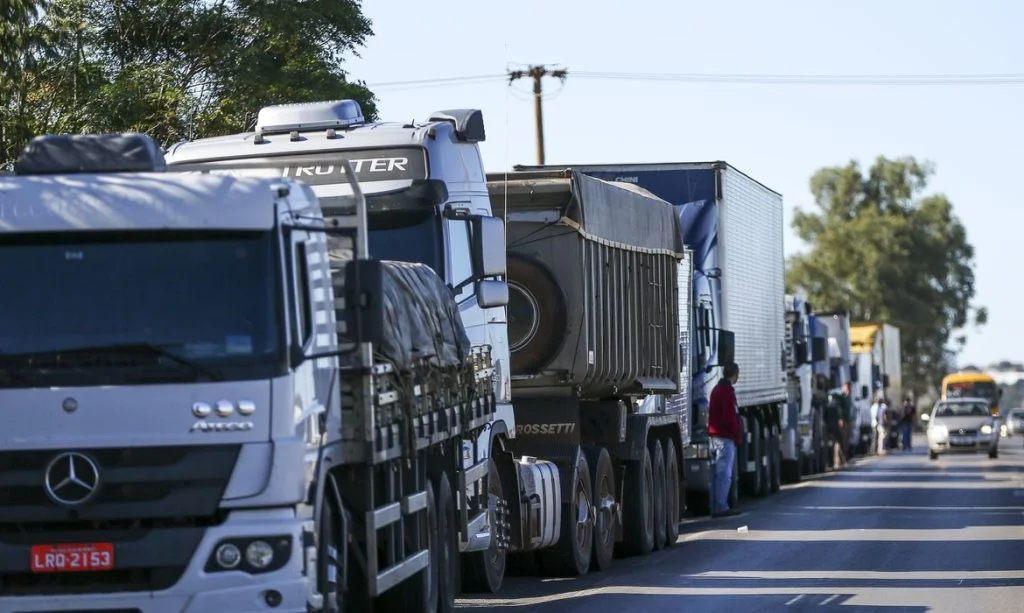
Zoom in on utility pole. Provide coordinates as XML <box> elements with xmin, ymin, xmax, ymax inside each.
<box><xmin>508</xmin><ymin>65</ymin><xmax>567</xmax><ymax>165</ymax></box>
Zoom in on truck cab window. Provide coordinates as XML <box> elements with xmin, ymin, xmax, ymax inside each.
<box><xmin>447</xmin><ymin>219</ymin><xmax>474</xmax><ymax>302</ymax></box>
<box><xmin>291</xmin><ymin>238</ymin><xmax>314</xmax><ymax>347</ymax></box>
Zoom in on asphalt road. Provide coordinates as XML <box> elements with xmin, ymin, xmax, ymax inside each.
<box><xmin>457</xmin><ymin>434</ymin><xmax>1024</xmax><ymax>613</ymax></box>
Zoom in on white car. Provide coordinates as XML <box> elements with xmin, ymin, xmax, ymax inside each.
<box><xmin>1004</xmin><ymin>407</ymin><xmax>1024</xmax><ymax>437</ymax></box>
<box><xmin>926</xmin><ymin>397</ymin><xmax>1000</xmax><ymax>461</ymax></box>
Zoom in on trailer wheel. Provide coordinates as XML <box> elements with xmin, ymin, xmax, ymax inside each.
<box><xmin>583</xmin><ymin>445</ymin><xmax>616</xmax><ymax>572</ymax></box>
<box><xmin>618</xmin><ymin>447</ymin><xmax>655</xmax><ymax>556</ymax></box>
<box><xmin>741</xmin><ymin>417</ymin><xmax>764</xmax><ymax>497</ymax></box>
<box><xmin>460</xmin><ymin>458</ymin><xmax>506</xmax><ymax>593</ymax></box>
<box><xmin>506</xmin><ymin>254</ymin><xmax>567</xmax><ymax>373</ymax></box>
<box><xmin>769</xmin><ymin>430</ymin><xmax>782</xmax><ymax>493</ymax></box>
<box><xmin>663</xmin><ymin>439</ymin><xmax>681</xmax><ymax>546</ymax></box>
<box><xmin>649</xmin><ymin>439</ymin><xmax>668</xmax><ymax>550</ymax></box>
<box><xmin>539</xmin><ymin>450</ymin><xmax>593</xmax><ymax>577</ymax></box>
<box><xmin>729</xmin><ymin>448</ymin><xmax>740</xmax><ymax>509</ymax></box>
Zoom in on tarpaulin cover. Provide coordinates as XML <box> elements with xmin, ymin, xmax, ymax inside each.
<box><xmin>568</xmin><ymin>171</ymin><xmax>681</xmax><ymax>252</ymax></box>
<box><xmin>14</xmin><ymin>133</ymin><xmax>168</xmax><ymax>175</ymax></box>
<box><xmin>375</xmin><ymin>260</ymin><xmax>471</xmax><ymax>371</ymax></box>
<box><xmin>487</xmin><ymin>169</ymin><xmax>682</xmax><ymax>253</ymax></box>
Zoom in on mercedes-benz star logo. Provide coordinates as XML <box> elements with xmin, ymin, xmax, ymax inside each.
<box><xmin>44</xmin><ymin>452</ymin><xmax>101</xmax><ymax>507</ymax></box>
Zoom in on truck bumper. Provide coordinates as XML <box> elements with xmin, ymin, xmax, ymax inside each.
<box><xmin>1</xmin><ymin>509</ymin><xmax>311</xmax><ymax>613</ymax></box>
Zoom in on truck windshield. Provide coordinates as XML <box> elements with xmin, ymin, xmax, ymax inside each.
<box><xmin>367</xmin><ymin>208</ymin><xmax>444</xmax><ymax>274</ymax></box>
<box><xmin>0</xmin><ymin>231</ymin><xmax>283</xmax><ymax>387</ymax></box>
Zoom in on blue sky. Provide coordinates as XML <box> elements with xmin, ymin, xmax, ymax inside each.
<box><xmin>346</xmin><ymin>0</ymin><xmax>1021</xmax><ymax>367</ymax></box>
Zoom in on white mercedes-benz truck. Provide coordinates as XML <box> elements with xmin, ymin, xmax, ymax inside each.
<box><xmin>0</xmin><ymin>132</ymin><xmax>495</xmax><ymax>612</ymax></box>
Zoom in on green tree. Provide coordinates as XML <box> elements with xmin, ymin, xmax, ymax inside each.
<box><xmin>786</xmin><ymin>156</ymin><xmax>985</xmax><ymax>393</ymax></box>
<box><xmin>1</xmin><ymin>0</ymin><xmax>377</xmax><ymax>167</ymax></box>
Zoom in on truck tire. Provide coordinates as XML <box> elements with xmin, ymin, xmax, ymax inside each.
<box><xmin>583</xmin><ymin>445</ymin><xmax>616</xmax><ymax>572</ymax></box>
<box><xmin>649</xmin><ymin>439</ymin><xmax>668</xmax><ymax>550</ymax></box>
<box><xmin>782</xmin><ymin>458</ymin><xmax>801</xmax><ymax>484</ymax></box>
<box><xmin>618</xmin><ymin>447</ymin><xmax>655</xmax><ymax>556</ymax></box>
<box><xmin>663</xmin><ymin>439</ymin><xmax>681</xmax><ymax>546</ymax></box>
<box><xmin>389</xmin><ymin>480</ymin><xmax>437</xmax><ymax>613</ymax></box>
<box><xmin>741</xmin><ymin>417</ymin><xmax>764</xmax><ymax>497</ymax></box>
<box><xmin>506</xmin><ymin>254</ymin><xmax>567</xmax><ymax>374</ymax></box>
<box><xmin>729</xmin><ymin>450</ymin><xmax>739</xmax><ymax>509</ymax></box>
<box><xmin>435</xmin><ymin>473</ymin><xmax>458</xmax><ymax>613</ymax></box>
<box><xmin>460</xmin><ymin>458</ymin><xmax>506</xmax><ymax>593</ymax></box>
<box><xmin>539</xmin><ymin>450</ymin><xmax>593</xmax><ymax>577</ymax></box>
<box><xmin>769</xmin><ymin>429</ymin><xmax>782</xmax><ymax>493</ymax></box>
<box><xmin>318</xmin><ymin>479</ymin><xmax>345</xmax><ymax>613</ymax></box>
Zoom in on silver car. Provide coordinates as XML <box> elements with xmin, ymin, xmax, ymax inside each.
<box><xmin>926</xmin><ymin>397</ymin><xmax>1000</xmax><ymax>460</ymax></box>
<box><xmin>1004</xmin><ymin>407</ymin><xmax>1024</xmax><ymax>437</ymax></box>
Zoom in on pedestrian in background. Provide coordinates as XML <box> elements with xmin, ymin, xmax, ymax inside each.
<box><xmin>900</xmin><ymin>397</ymin><xmax>915</xmax><ymax>451</ymax></box>
<box><xmin>708</xmin><ymin>362</ymin><xmax>742</xmax><ymax>518</ymax></box>
<box><xmin>872</xmin><ymin>393</ymin><xmax>889</xmax><ymax>455</ymax></box>
<box><xmin>825</xmin><ymin>390</ymin><xmax>847</xmax><ymax>469</ymax></box>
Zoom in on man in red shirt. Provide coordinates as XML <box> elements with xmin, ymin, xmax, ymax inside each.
<box><xmin>708</xmin><ymin>362</ymin><xmax>742</xmax><ymax>517</ymax></box>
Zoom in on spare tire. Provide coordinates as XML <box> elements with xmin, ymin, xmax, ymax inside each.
<box><xmin>507</xmin><ymin>253</ymin><xmax>568</xmax><ymax>373</ymax></box>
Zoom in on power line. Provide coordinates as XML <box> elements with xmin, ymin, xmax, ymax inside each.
<box><xmin>367</xmin><ymin>71</ymin><xmax>1024</xmax><ymax>90</ymax></box>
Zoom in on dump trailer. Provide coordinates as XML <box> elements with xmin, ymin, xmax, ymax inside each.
<box><xmin>486</xmin><ymin>168</ymin><xmax>693</xmax><ymax>577</ymax></box>
<box><xmin>783</xmin><ymin>294</ymin><xmax>828</xmax><ymax>482</ymax></box>
<box><xmin>0</xmin><ymin>133</ymin><xmax>495</xmax><ymax>613</ymax></box>
<box><xmin>515</xmin><ymin>161</ymin><xmax>787</xmax><ymax>513</ymax></box>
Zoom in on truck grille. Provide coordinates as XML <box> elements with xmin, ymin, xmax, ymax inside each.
<box><xmin>0</xmin><ymin>445</ymin><xmax>239</xmax><ymax>596</ymax></box>
<box><xmin>0</xmin><ymin>445</ymin><xmax>240</xmax><ymax>526</ymax></box>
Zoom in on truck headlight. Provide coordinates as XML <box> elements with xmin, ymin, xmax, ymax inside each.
<box><xmin>246</xmin><ymin>540</ymin><xmax>275</xmax><ymax>569</ymax></box>
<box><xmin>205</xmin><ymin>536</ymin><xmax>291</xmax><ymax>574</ymax></box>
<box><xmin>215</xmin><ymin>543</ymin><xmax>241</xmax><ymax>569</ymax></box>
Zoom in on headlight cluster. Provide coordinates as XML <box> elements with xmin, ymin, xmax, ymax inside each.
<box><xmin>981</xmin><ymin>424</ymin><xmax>993</xmax><ymax>435</ymax></box>
<box><xmin>930</xmin><ymin>424</ymin><xmax>948</xmax><ymax>438</ymax></box>
<box><xmin>204</xmin><ymin>535</ymin><xmax>291</xmax><ymax>574</ymax></box>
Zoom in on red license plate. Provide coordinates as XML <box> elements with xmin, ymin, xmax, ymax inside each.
<box><xmin>30</xmin><ymin>543</ymin><xmax>114</xmax><ymax>573</ymax></box>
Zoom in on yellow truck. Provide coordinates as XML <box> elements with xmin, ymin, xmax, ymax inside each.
<box><xmin>940</xmin><ymin>371</ymin><xmax>1003</xmax><ymax>416</ymax></box>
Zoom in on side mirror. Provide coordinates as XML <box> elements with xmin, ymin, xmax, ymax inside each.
<box><xmin>811</xmin><ymin>337</ymin><xmax>828</xmax><ymax>362</ymax></box>
<box><xmin>289</xmin><ymin>343</ymin><xmax>306</xmax><ymax>368</ymax></box>
<box><xmin>470</xmin><ymin>215</ymin><xmax>506</xmax><ymax>277</ymax></box>
<box><xmin>920</xmin><ymin>413</ymin><xmax>930</xmax><ymax>422</ymax></box>
<box><xmin>794</xmin><ymin>340</ymin><xmax>808</xmax><ymax>366</ymax></box>
<box><xmin>717</xmin><ymin>329</ymin><xmax>735</xmax><ymax>368</ymax></box>
<box><xmin>860</xmin><ymin>385</ymin><xmax>869</xmax><ymax>400</ymax></box>
<box><xmin>476</xmin><ymin>279</ymin><xmax>509</xmax><ymax>308</ymax></box>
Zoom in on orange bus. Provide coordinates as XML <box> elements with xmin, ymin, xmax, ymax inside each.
<box><xmin>940</xmin><ymin>371</ymin><xmax>1002</xmax><ymax>416</ymax></box>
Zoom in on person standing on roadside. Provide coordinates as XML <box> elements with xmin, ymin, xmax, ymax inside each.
<box><xmin>900</xmin><ymin>397</ymin><xmax>915</xmax><ymax>451</ymax></box>
<box><xmin>708</xmin><ymin>362</ymin><xmax>743</xmax><ymax>518</ymax></box>
<box><xmin>825</xmin><ymin>390</ymin><xmax>846</xmax><ymax>469</ymax></box>
<box><xmin>838</xmin><ymin>382</ymin><xmax>855</xmax><ymax>462</ymax></box>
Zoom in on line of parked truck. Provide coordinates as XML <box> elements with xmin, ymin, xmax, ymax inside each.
<box><xmin>0</xmin><ymin>99</ymin><xmax>902</xmax><ymax>613</ymax></box>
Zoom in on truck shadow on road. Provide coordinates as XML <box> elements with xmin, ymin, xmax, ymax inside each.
<box><xmin>457</xmin><ymin>450</ymin><xmax>1024</xmax><ymax>612</ymax></box>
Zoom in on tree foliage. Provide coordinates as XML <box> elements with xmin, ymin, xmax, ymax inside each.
<box><xmin>786</xmin><ymin>156</ymin><xmax>985</xmax><ymax>393</ymax></box>
<box><xmin>1</xmin><ymin>0</ymin><xmax>377</xmax><ymax>167</ymax></box>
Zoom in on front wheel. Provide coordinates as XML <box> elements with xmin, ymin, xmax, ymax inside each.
<box><xmin>461</xmin><ymin>459</ymin><xmax>506</xmax><ymax>593</ymax></box>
